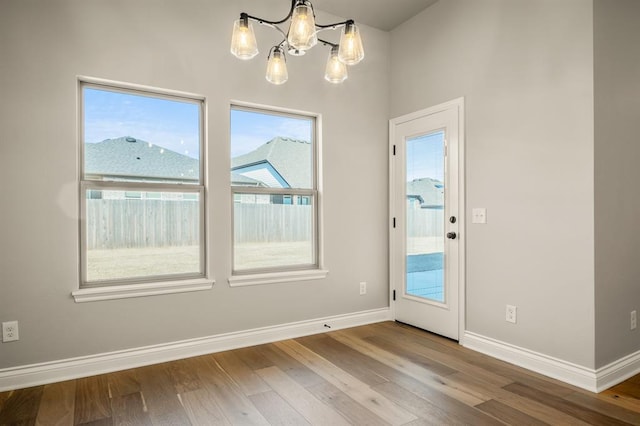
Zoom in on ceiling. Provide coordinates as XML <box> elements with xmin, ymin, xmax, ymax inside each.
<box><xmin>313</xmin><ymin>0</ymin><xmax>439</xmax><ymax>32</ymax></box>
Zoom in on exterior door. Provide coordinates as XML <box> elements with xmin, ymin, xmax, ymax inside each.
<box><xmin>390</xmin><ymin>99</ymin><xmax>464</xmax><ymax>340</ymax></box>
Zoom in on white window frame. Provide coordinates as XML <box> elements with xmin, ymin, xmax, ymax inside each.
<box><xmin>228</xmin><ymin>103</ymin><xmax>327</xmax><ymax>287</ymax></box>
<box><xmin>72</xmin><ymin>77</ymin><xmax>213</xmax><ymax>302</ymax></box>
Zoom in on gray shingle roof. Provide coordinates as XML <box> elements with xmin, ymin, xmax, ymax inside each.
<box><xmin>231</xmin><ymin>137</ymin><xmax>312</xmax><ymax>189</ymax></box>
<box><xmin>407</xmin><ymin>178</ymin><xmax>444</xmax><ymax>208</ymax></box>
<box><xmin>231</xmin><ymin>172</ymin><xmax>267</xmax><ymax>187</ymax></box>
<box><xmin>85</xmin><ymin>136</ymin><xmax>199</xmax><ymax>182</ymax></box>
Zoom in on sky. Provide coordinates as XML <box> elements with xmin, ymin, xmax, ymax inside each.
<box><xmin>84</xmin><ymin>88</ymin><xmax>312</xmax><ymax>161</ymax></box>
<box><xmin>406</xmin><ymin>130</ymin><xmax>445</xmax><ymax>182</ymax></box>
<box><xmin>84</xmin><ymin>87</ymin><xmax>201</xmax><ymax>159</ymax></box>
<box><xmin>230</xmin><ymin>108</ymin><xmax>312</xmax><ymax>158</ymax></box>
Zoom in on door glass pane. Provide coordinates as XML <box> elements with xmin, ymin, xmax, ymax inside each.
<box><xmin>406</xmin><ymin>131</ymin><xmax>445</xmax><ymax>303</ymax></box>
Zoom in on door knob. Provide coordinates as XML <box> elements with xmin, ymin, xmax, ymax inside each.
<box><xmin>446</xmin><ymin>232</ymin><xmax>457</xmax><ymax>239</ymax></box>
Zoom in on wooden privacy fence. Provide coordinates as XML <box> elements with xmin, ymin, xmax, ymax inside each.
<box><xmin>406</xmin><ymin>207</ymin><xmax>444</xmax><ymax>237</ymax></box>
<box><xmin>86</xmin><ymin>201</ymin><xmax>441</xmax><ymax>249</ymax></box>
<box><xmin>86</xmin><ymin>199</ymin><xmax>200</xmax><ymax>249</ymax></box>
<box><xmin>86</xmin><ymin>200</ymin><xmax>313</xmax><ymax>249</ymax></box>
<box><xmin>234</xmin><ymin>203</ymin><xmax>312</xmax><ymax>243</ymax></box>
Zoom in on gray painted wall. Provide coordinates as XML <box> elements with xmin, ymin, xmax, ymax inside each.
<box><xmin>390</xmin><ymin>0</ymin><xmax>596</xmax><ymax>367</ymax></box>
<box><xmin>594</xmin><ymin>0</ymin><xmax>640</xmax><ymax>368</ymax></box>
<box><xmin>0</xmin><ymin>0</ymin><xmax>390</xmax><ymax>369</ymax></box>
<box><xmin>2</xmin><ymin>0</ymin><xmax>637</xmax><ymax>376</ymax></box>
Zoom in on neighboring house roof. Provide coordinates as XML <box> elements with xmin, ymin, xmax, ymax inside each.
<box><xmin>407</xmin><ymin>178</ymin><xmax>444</xmax><ymax>208</ymax></box>
<box><xmin>85</xmin><ymin>136</ymin><xmax>199</xmax><ymax>182</ymax></box>
<box><xmin>407</xmin><ymin>194</ymin><xmax>424</xmax><ymax>204</ymax></box>
<box><xmin>231</xmin><ymin>137</ymin><xmax>311</xmax><ymax>189</ymax></box>
<box><xmin>231</xmin><ymin>172</ymin><xmax>267</xmax><ymax>187</ymax></box>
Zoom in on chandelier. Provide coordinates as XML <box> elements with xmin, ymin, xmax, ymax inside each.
<box><xmin>230</xmin><ymin>0</ymin><xmax>365</xmax><ymax>85</ymax></box>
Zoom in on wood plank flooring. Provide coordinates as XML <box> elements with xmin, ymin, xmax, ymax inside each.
<box><xmin>1</xmin><ymin>321</ymin><xmax>639</xmax><ymax>425</ymax></box>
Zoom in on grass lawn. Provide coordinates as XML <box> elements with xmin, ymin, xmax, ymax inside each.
<box><xmin>87</xmin><ymin>242</ymin><xmax>312</xmax><ymax>281</ymax></box>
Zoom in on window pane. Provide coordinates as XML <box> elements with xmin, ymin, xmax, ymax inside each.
<box><xmin>85</xmin><ymin>190</ymin><xmax>202</xmax><ymax>282</ymax></box>
<box><xmin>230</xmin><ymin>108</ymin><xmax>313</xmax><ymax>189</ymax></box>
<box><xmin>84</xmin><ymin>87</ymin><xmax>201</xmax><ymax>184</ymax></box>
<box><xmin>234</xmin><ymin>194</ymin><xmax>314</xmax><ymax>271</ymax></box>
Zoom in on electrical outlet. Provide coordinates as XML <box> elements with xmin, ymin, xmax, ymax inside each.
<box><xmin>2</xmin><ymin>321</ymin><xmax>19</xmax><ymax>342</ymax></box>
<box><xmin>359</xmin><ymin>281</ymin><xmax>367</xmax><ymax>295</ymax></box>
<box><xmin>506</xmin><ymin>305</ymin><xmax>517</xmax><ymax>324</ymax></box>
<box><xmin>631</xmin><ymin>310</ymin><xmax>637</xmax><ymax>330</ymax></box>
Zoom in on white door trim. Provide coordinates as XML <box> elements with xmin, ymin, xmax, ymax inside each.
<box><xmin>389</xmin><ymin>97</ymin><xmax>466</xmax><ymax>344</ymax></box>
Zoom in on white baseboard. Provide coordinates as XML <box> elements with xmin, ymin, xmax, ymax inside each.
<box><xmin>0</xmin><ymin>308</ymin><xmax>392</xmax><ymax>392</ymax></box>
<box><xmin>595</xmin><ymin>348</ymin><xmax>640</xmax><ymax>392</ymax></box>
<box><xmin>464</xmin><ymin>331</ymin><xmax>640</xmax><ymax>393</ymax></box>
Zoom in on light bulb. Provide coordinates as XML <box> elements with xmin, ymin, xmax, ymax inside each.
<box><xmin>230</xmin><ymin>16</ymin><xmax>258</xmax><ymax>60</ymax></box>
<box><xmin>324</xmin><ymin>46</ymin><xmax>347</xmax><ymax>83</ymax></box>
<box><xmin>266</xmin><ymin>47</ymin><xmax>288</xmax><ymax>85</ymax></box>
<box><xmin>287</xmin><ymin>1</ymin><xmax>317</xmax><ymax>51</ymax></box>
<box><xmin>338</xmin><ymin>22</ymin><xmax>364</xmax><ymax>65</ymax></box>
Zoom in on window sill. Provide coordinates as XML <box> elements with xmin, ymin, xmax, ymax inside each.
<box><xmin>228</xmin><ymin>269</ymin><xmax>329</xmax><ymax>287</ymax></box>
<box><xmin>72</xmin><ymin>278</ymin><xmax>214</xmax><ymax>303</ymax></box>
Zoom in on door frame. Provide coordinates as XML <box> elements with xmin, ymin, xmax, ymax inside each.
<box><xmin>389</xmin><ymin>97</ymin><xmax>466</xmax><ymax>343</ymax></box>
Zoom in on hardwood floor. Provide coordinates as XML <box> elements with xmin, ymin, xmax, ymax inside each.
<box><xmin>1</xmin><ymin>321</ymin><xmax>639</xmax><ymax>425</ymax></box>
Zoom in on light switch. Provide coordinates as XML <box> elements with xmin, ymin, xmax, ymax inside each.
<box><xmin>472</xmin><ymin>208</ymin><xmax>487</xmax><ymax>224</ymax></box>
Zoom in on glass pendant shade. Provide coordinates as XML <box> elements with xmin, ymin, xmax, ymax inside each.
<box><xmin>230</xmin><ymin>18</ymin><xmax>258</xmax><ymax>60</ymax></box>
<box><xmin>231</xmin><ymin>3</ymin><xmax>366</xmax><ymax>83</ymax></box>
<box><xmin>324</xmin><ymin>46</ymin><xmax>348</xmax><ymax>83</ymax></box>
<box><xmin>265</xmin><ymin>47</ymin><xmax>288</xmax><ymax>85</ymax></box>
<box><xmin>338</xmin><ymin>22</ymin><xmax>364</xmax><ymax>65</ymax></box>
<box><xmin>287</xmin><ymin>1</ymin><xmax>317</xmax><ymax>51</ymax></box>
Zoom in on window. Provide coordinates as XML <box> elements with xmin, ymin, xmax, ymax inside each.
<box><xmin>78</xmin><ymin>80</ymin><xmax>207</xmax><ymax>292</ymax></box>
<box><xmin>230</xmin><ymin>105</ymin><xmax>322</xmax><ymax>278</ymax></box>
